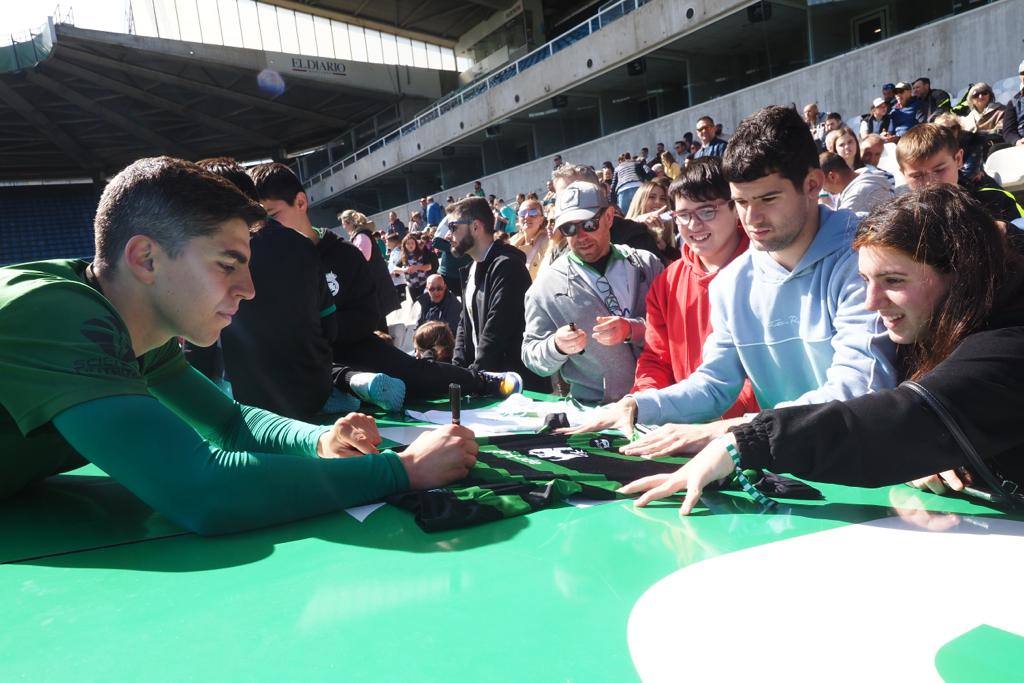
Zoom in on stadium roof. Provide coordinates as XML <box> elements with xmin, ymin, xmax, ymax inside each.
<box><xmin>0</xmin><ymin>21</ymin><xmax>444</xmax><ymax>182</ymax></box>
<box><xmin>272</xmin><ymin>0</ymin><xmax>594</xmax><ymax>45</ymax></box>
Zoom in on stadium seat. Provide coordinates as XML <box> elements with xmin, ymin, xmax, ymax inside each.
<box><xmin>0</xmin><ymin>185</ymin><xmax>98</xmax><ymax>265</ymax></box>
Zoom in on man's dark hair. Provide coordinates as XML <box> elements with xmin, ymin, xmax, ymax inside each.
<box><xmin>697</xmin><ymin>115</ymin><xmax>715</xmax><ymax>126</ymax></box>
<box><xmin>819</xmin><ymin>151</ymin><xmax>851</xmax><ymax>176</ymax></box>
<box><xmin>196</xmin><ymin>157</ymin><xmax>260</xmax><ymax>201</ymax></box>
<box><xmin>668</xmin><ymin>156</ymin><xmax>730</xmax><ymax>204</ymax></box>
<box><xmin>722</xmin><ymin>105</ymin><xmax>820</xmax><ymax>189</ymax></box>
<box><xmin>452</xmin><ymin>197</ymin><xmax>495</xmax><ymax>234</ymax></box>
<box><xmin>674</xmin><ymin>140</ymin><xmax>685</xmax><ymax>147</ymax></box>
<box><xmin>94</xmin><ymin>156</ymin><xmax>265</xmax><ymax>272</ymax></box>
<box><xmin>248</xmin><ymin>162</ymin><xmax>304</xmax><ymax>204</ymax></box>
<box><xmin>826</xmin><ymin>112</ymin><xmax>843</xmax><ymax>122</ymax></box>
<box><xmin>914</xmin><ymin>77</ymin><xmax>930</xmax><ymax>87</ymax></box>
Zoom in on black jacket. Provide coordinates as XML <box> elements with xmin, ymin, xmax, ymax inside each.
<box><xmin>316</xmin><ymin>231</ymin><xmax>380</xmax><ymax>353</ymax></box>
<box><xmin>961</xmin><ymin>173</ymin><xmax>1024</xmax><ymax>224</ymax></box>
<box><xmin>1003</xmin><ymin>90</ymin><xmax>1024</xmax><ymax>146</ymax></box>
<box><xmin>611</xmin><ymin>215</ymin><xmax>664</xmax><ymax>262</ymax></box>
<box><xmin>453</xmin><ymin>241</ymin><xmax>545</xmax><ymax>390</ymax></box>
<box><xmin>732</xmin><ymin>266</ymin><xmax>1024</xmax><ymax>489</ymax></box>
<box><xmin>220</xmin><ymin>219</ymin><xmax>334</xmax><ymax>419</ymax></box>
<box><xmin>917</xmin><ymin>88</ymin><xmax>951</xmax><ymax>122</ymax></box>
<box><xmin>415</xmin><ymin>290</ymin><xmax>462</xmax><ymax>335</ymax></box>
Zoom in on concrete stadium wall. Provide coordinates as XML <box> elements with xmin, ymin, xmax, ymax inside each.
<box><xmin>308</xmin><ymin>0</ymin><xmax>752</xmax><ymax>208</ymax></box>
<box><xmin>363</xmin><ymin>0</ymin><xmax>1023</xmax><ymax>228</ymax></box>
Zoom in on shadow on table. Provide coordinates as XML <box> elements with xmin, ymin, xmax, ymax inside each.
<box><xmin>3</xmin><ymin>474</ymin><xmax>529</xmax><ymax>573</ymax></box>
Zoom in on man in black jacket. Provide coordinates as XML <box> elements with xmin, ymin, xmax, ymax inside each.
<box><xmin>194</xmin><ymin>158</ymin><xmax>340</xmax><ymax>419</ymax></box>
<box><xmin>1003</xmin><ymin>59</ymin><xmax>1024</xmax><ymax>147</ymax></box>
<box><xmin>449</xmin><ymin>197</ymin><xmax>546</xmax><ymax>392</ymax></box>
<box><xmin>416</xmin><ymin>274</ymin><xmax>461</xmax><ymax>334</ymax></box>
<box><xmin>249</xmin><ymin>165</ymin><xmax>524</xmax><ymax>409</ymax></box>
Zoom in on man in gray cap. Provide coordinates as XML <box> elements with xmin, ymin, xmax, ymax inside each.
<box><xmin>521</xmin><ymin>181</ymin><xmax>664</xmax><ymax>403</ymax></box>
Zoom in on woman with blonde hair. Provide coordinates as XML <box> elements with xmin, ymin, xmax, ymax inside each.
<box><xmin>626</xmin><ymin>181</ymin><xmax>679</xmax><ymax>262</ymax></box>
<box><xmin>338</xmin><ymin>209</ymin><xmax>376</xmax><ymax>262</ymax></box>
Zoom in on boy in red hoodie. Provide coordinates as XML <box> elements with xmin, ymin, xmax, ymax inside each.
<box><xmin>632</xmin><ymin>157</ymin><xmax>759</xmax><ymax>428</ymax></box>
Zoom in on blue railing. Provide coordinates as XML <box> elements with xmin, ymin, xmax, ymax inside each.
<box><xmin>305</xmin><ymin>0</ymin><xmax>651</xmax><ymax>188</ymax></box>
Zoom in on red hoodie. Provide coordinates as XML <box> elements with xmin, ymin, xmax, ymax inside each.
<box><xmin>632</xmin><ymin>231</ymin><xmax>759</xmax><ymax>418</ymax></box>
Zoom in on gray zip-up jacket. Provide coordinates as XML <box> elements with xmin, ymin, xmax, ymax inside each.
<box><xmin>522</xmin><ymin>244</ymin><xmax>663</xmax><ymax>402</ymax></box>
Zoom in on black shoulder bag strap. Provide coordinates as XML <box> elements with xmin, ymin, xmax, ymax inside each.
<box><xmin>902</xmin><ymin>380</ymin><xmax>1022</xmax><ymax>508</ymax></box>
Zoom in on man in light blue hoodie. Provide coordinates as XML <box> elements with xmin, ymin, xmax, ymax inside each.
<box><xmin>568</xmin><ymin>105</ymin><xmax>897</xmax><ymax>454</ymax></box>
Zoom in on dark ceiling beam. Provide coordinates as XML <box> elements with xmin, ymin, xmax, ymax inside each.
<box><xmin>463</xmin><ymin>0</ymin><xmax>509</xmax><ymax>11</ymax></box>
<box><xmin>25</xmin><ymin>71</ymin><xmax>193</xmax><ymax>158</ymax></box>
<box><xmin>403</xmin><ymin>4</ymin><xmax>472</xmax><ymax>28</ymax></box>
<box><xmin>42</xmin><ymin>59</ymin><xmax>280</xmax><ymax>149</ymax></box>
<box><xmin>350</xmin><ymin>0</ymin><xmax>373</xmax><ymax>18</ymax></box>
<box><xmin>56</xmin><ymin>45</ymin><xmax>351</xmax><ymax>129</ymax></box>
<box><xmin>0</xmin><ymin>80</ymin><xmax>99</xmax><ymax>174</ymax></box>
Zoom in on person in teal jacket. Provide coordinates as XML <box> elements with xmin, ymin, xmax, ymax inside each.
<box><xmin>0</xmin><ymin>156</ymin><xmax>477</xmax><ymax>535</ymax></box>
<box><xmin>566</xmin><ymin>106</ymin><xmax>897</xmax><ymax>455</ymax></box>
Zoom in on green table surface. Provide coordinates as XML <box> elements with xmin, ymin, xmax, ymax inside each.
<box><xmin>3</xmin><ymin>396</ymin><xmax>1022</xmax><ymax>681</ymax></box>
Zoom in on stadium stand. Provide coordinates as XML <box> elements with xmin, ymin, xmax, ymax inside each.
<box><xmin>0</xmin><ymin>185</ymin><xmax>99</xmax><ymax>265</ymax></box>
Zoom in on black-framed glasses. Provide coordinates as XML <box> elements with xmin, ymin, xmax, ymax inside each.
<box><xmin>559</xmin><ymin>214</ymin><xmax>603</xmax><ymax>237</ymax></box>
<box><xmin>668</xmin><ymin>201</ymin><xmax>732</xmax><ymax>226</ymax></box>
<box><xmin>447</xmin><ymin>219</ymin><xmax>472</xmax><ymax>229</ymax></box>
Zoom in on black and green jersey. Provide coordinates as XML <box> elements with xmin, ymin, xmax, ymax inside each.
<box><xmin>388</xmin><ymin>432</ymin><xmax>823</xmax><ymax>532</ymax></box>
<box><xmin>388</xmin><ymin>433</ymin><xmax>682</xmax><ymax>531</ymax></box>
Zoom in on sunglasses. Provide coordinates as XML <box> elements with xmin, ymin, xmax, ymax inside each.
<box><xmin>971</xmin><ymin>91</ymin><xmax>991</xmax><ymax>98</ymax></box>
<box><xmin>426</xmin><ymin>286</ymin><xmax>445</xmax><ymax>292</ymax></box>
<box><xmin>558</xmin><ymin>213</ymin><xmax>604</xmax><ymax>237</ymax></box>
<box><xmin>518</xmin><ymin>208</ymin><xmax>541</xmax><ymax>218</ymax></box>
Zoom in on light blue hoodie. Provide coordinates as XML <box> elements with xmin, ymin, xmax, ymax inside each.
<box><xmin>633</xmin><ymin>206</ymin><xmax>897</xmax><ymax>425</ymax></box>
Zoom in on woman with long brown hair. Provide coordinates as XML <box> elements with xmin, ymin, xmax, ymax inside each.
<box><xmin>398</xmin><ymin>233</ymin><xmax>433</xmax><ymax>302</ymax></box>
<box><xmin>621</xmin><ymin>185</ymin><xmax>1024</xmax><ymax>513</ymax></box>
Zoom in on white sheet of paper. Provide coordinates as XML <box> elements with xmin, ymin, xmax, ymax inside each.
<box><xmin>405</xmin><ymin>394</ymin><xmax>595</xmax><ymax>436</ymax></box>
<box><xmin>344</xmin><ymin>502</ymin><xmax>386</xmax><ymax>523</ymax></box>
<box><xmin>378</xmin><ymin>424</ymin><xmax>434</xmax><ymax>446</ymax></box>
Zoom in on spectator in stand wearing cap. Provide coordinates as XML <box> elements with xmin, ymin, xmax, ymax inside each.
<box><xmin>881</xmin><ymin>83</ymin><xmax>897</xmax><ymax>110</ymax></box>
<box><xmin>1003</xmin><ymin>59</ymin><xmax>1024</xmax><ymax>147</ymax></box>
<box><xmin>861</xmin><ymin>97</ymin><xmax>896</xmax><ymax>141</ymax></box>
<box><xmin>522</xmin><ymin>181</ymin><xmax>664</xmax><ymax>402</ymax></box>
<box><xmin>891</xmin><ymin>82</ymin><xmax>925</xmax><ymax>136</ymax></box>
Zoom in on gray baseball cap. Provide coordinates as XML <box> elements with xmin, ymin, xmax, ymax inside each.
<box><xmin>554</xmin><ymin>181</ymin><xmax>608</xmax><ymax>229</ymax></box>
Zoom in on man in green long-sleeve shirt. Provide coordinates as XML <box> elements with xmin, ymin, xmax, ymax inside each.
<box><xmin>0</xmin><ymin>156</ymin><xmax>478</xmax><ymax>535</ymax></box>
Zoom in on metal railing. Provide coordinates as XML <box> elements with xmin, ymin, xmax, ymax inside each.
<box><xmin>304</xmin><ymin>0</ymin><xmax>651</xmax><ymax>188</ymax></box>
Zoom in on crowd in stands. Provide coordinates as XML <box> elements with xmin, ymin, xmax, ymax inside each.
<box><xmin>3</xmin><ymin>60</ymin><xmax>1024</xmax><ymax>532</ymax></box>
